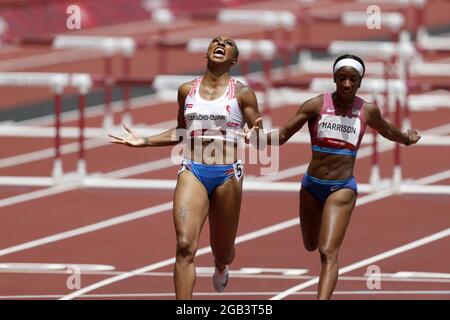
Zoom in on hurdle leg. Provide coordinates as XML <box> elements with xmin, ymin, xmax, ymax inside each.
<box><xmin>52</xmin><ymin>90</ymin><xmax>64</xmax><ymax>182</ymax></box>
<box><xmin>77</xmin><ymin>92</ymin><xmax>87</xmax><ymax>178</ymax></box>
<box><xmin>262</xmin><ymin>58</ymin><xmax>273</xmax><ymax>128</ymax></box>
<box><xmin>392</xmin><ymin>93</ymin><xmax>403</xmax><ymax>193</ymax></box>
<box><xmin>158</xmin><ymin>26</ymin><xmax>168</xmax><ymax>75</ymax></box>
<box><xmin>103</xmin><ymin>55</ymin><xmax>114</xmax><ymax>130</ymax></box>
<box><xmin>121</xmin><ymin>55</ymin><xmax>132</xmax><ymax>126</ymax></box>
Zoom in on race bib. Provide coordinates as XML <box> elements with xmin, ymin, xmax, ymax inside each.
<box><xmin>317</xmin><ymin>114</ymin><xmax>361</xmax><ymax>147</ymax></box>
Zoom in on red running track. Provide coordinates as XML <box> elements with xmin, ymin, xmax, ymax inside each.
<box><xmin>0</xmin><ymin>0</ymin><xmax>449</xmax><ymax>300</ymax></box>
<box><xmin>0</xmin><ymin>95</ymin><xmax>448</xmax><ymax>299</ymax></box>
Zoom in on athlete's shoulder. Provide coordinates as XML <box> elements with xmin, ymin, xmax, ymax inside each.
<box><xmin>177</xmin><ymin>79</ymin><xmax>200</xmax><ymax>105</ymax></box>
<box><xmin>234</xmin><ymin>80</ymin><xmax>258</xmax><ymax>107</ymax></box>
<box><xmin>178</xmin><ymin>79</ymin><xmax>198</xmax><ymax>92</ymax></box>
<box><xmin>361</xmin><ymin>99</ymin><xmax>381</xmax><ymax>123</ymax></box>
<box><xmin>307</xmin><ymin>93</ymin><xmax>325</xmax><ymax>106</ymax></box>
<box><xmin>235</xmin><ymin>80</ymin><xmax>254</xmax><ymax>96</ymax></box>
<box><xmin>300</xmin><ymin>93</ymin><xmax>324</xmax><ymax>115</ymax></box>
<box><xmin>360</xmin><ymin>97</ymin><xmax>378</xmax><ymax>113</ymax></box>
<box><xmin>178</xmin><ymin>79</ymin><xmax>200</xmax><ymax>98</ymax></box>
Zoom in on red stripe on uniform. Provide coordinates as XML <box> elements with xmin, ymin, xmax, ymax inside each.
<box><xmin>188</xmin><ymin>78</ymin><xmax>202</xmax><ymax>97</ymax></box>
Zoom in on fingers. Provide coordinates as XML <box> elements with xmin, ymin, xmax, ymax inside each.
<box><xmin>108</xmin><ymin>134</ymin><xmax>127</xmax><ymax>145</ymax></box>
<box><xmin>415</xmin><ymin>131</ymin><xmax>421</xmax><ymax>142</ymax></box>
<box><xmin>108</xmin><ymin>134</ymin><xmax>122</xmax><ymax>142</ymax></box>
<box><xmin>124</xmin><ymin>124</ymin><xmax>143</xmax><ymax>140</ymax></box>
<box><xmin>109</xmin><ymin>140</ymin><xmax>127</xmax><ymax>145</ymax></box>
<box><xmin>123</xmin><ymin>123</ymin><xmax>132</xmax><ymax>133</ymax></box>
<box><xmin>123</xmin><ymin>123</ymin><xmax>137</xmax><ymax>135</ymax></box>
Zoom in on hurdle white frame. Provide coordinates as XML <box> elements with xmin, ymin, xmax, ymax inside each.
<box><xmin>0</xmin><ymin>72</ymin><xmax>92</xmax><ymax>185</ymax></box>
<box><xmin>53</xmin><ymin>35</ymin><xmax>136</xmax><ymax>130</ymax></box>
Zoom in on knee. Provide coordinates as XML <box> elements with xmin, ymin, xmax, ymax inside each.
<box><xmin>318</xmin><ymin>247</ymin><xmax>338</xmax><ymax>265</ymax></box>
<box><xmin>176</xmin><ymin>237</ymin><xmax>197</xmax><ymax>263</ymax></box>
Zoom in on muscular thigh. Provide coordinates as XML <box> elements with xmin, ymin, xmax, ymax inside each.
<box><xmin>299</xmin><ymin>187</ymin><xmax>323</xmax><ymax>250</ymax></box>
<box><xmin>173</xmin><ymin>171</ymin><xmax>210</xmax><ymax>242</ymax></box>
<box><xmin>319</xmin><ymin>188</ymin><xmax>356</xmax><ymax>250</ymax></box>
<box><xmin>208</xmin><ymin>175</ymin><xmax>243</xmax><ymax>248</ymax></box>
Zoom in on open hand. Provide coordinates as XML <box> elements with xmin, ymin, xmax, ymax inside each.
<box><xmin>108</xmin><ymin>124</ymin><xmax>147</xmax><ymax>147</ymax></box>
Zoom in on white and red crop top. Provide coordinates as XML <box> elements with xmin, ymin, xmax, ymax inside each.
<box><xmin>308</xmin><ymin>93</ymin><xmax>367</xmax><ymax>157</ymax></box>
<box><xmin>184</xmin><ymin>77</ymin><xmax>245</xmax><ymax>142</ymax></box>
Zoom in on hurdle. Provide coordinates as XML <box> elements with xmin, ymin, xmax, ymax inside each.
<box><xmin>53</xmin><ymin>35</ymin><xmax>136</xmax><ymax>130</ymax></box>
<box><xmin>151</xmin><ymin>8</ymin><xmax>175</xmax><ymax>76</ymax></box>
<box><xmin>294</xmin><ymin>1</ymin><xmax>411</xmax><ymax>72</ymax></box>
<box><xmin>218</xmin><ymin>9</ymin><xmax>296</xmax><ymax>76</ymax></box>
<box><xmin>143</xmin><ymin>8</ymin><xmax>297</xmax><ymax>78</ymax></box>
<box><xmin>14</xmin><ymin>72</ymin><xmax>441</xmax><ymax>195</ymax></box>
<box><xmin>0</xmin><ymin>72</ymin><xmax>92</xmax><ymax>185</ymax></box>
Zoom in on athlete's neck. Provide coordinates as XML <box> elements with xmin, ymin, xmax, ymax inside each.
<box><xmin>332</xmin><ymin>92</ymin><xmax>355</xmax><ymax>109</ymax></box>
<box><xmin>203</xmin><ymin>67</ymin><xmax>230</xmax><ymax>88</ymax></box>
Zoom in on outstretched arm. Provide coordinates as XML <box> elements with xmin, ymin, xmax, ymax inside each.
<box><xmin>243</xmin><ymin>95</ymin><xmax>321</xmax><ymax>146</ymax></box>
<box><xmin>365</xmin><ymin>102</ymin><xmax>420</xmax><ymax>146</ymax></box>
<box><xmin>109</xmin><ymin>82</ymin><xmax>191</xmax><ymax>147</ymax></box>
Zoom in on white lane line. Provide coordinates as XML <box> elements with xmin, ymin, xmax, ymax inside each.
<box><xmin>51</xmin><ymin>196</ymin><xmax>344</xmax><ymax>300</ymax></box>
<box><xmin>0</xmin><ymin>138</ymin><xmax>446</xmax><ymax>292</ymax></box>
<box><xmin>312</xmin><ymin>290</ymin><xmax>450</xmax><ymax>295</ymax></box>
<box><xmin>0</xmin><ymin>263</ymin><xmax>114</xmax><ymax>272</ymax></box>
<box><xmin>0</xmin><ymin>182</ymin><xmax>80</xmax><ymax>208</ymax></box>
<box><xmin>104</xmin><ymin>157</ymin><xmax>175</xmax><ymax>179</ymax></box>
<box><xmin>3</xmin><ymin>290</ymin><xmax>450</xmax><ymax>300</ymax></box>
<box><xmin>0</xmin><ymin>153</ymin><xmax>177</xmax><ymax>209</ymax></box>
<box><xmin>413</xmin><ymin>169</ymin><xmax>450</xmax><ymax>185</ymax></box>
<box><xmin>58</xmin><ymin>218</ymin><xmax>300</xmax><ymax>300</ymax></box>
<box><xmin>59</xmin><ymin>166</ymin><xmax>450</xmax><ymax>300</ymax></box>
<box><xmin>0</xmin><ymin>201</ymin><xmax>173</xmax><ymax>257</ymax></box>
<box><xmin>270</xmin><ymin>228</ymin><xmax>450</xmax><ymax>300</ymax></box>
<box><xmin>390</xmin><ymin>271</ymin><xmax>450</xmax><ymax>279</ymax></box>
<box><xmin>2</xmin><ymin>269</ymin><xmax>449</xmax><ymax>283</ymax></box>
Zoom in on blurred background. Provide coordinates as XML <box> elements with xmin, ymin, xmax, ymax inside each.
<box><xmin>0</xmin><ymin>0</ymin><xmax>449</xmax><ymax>122</ymax></box>
<box><xmin>0</xmin><ymin>0</ymin><xmax>448</xmax><ymax>300</ymax></box>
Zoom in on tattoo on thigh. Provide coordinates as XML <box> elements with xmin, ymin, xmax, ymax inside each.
<box><xmin>179</xmin><ymin>206</ymin><xmax>188</xmax><ymax>222</ymax></box>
